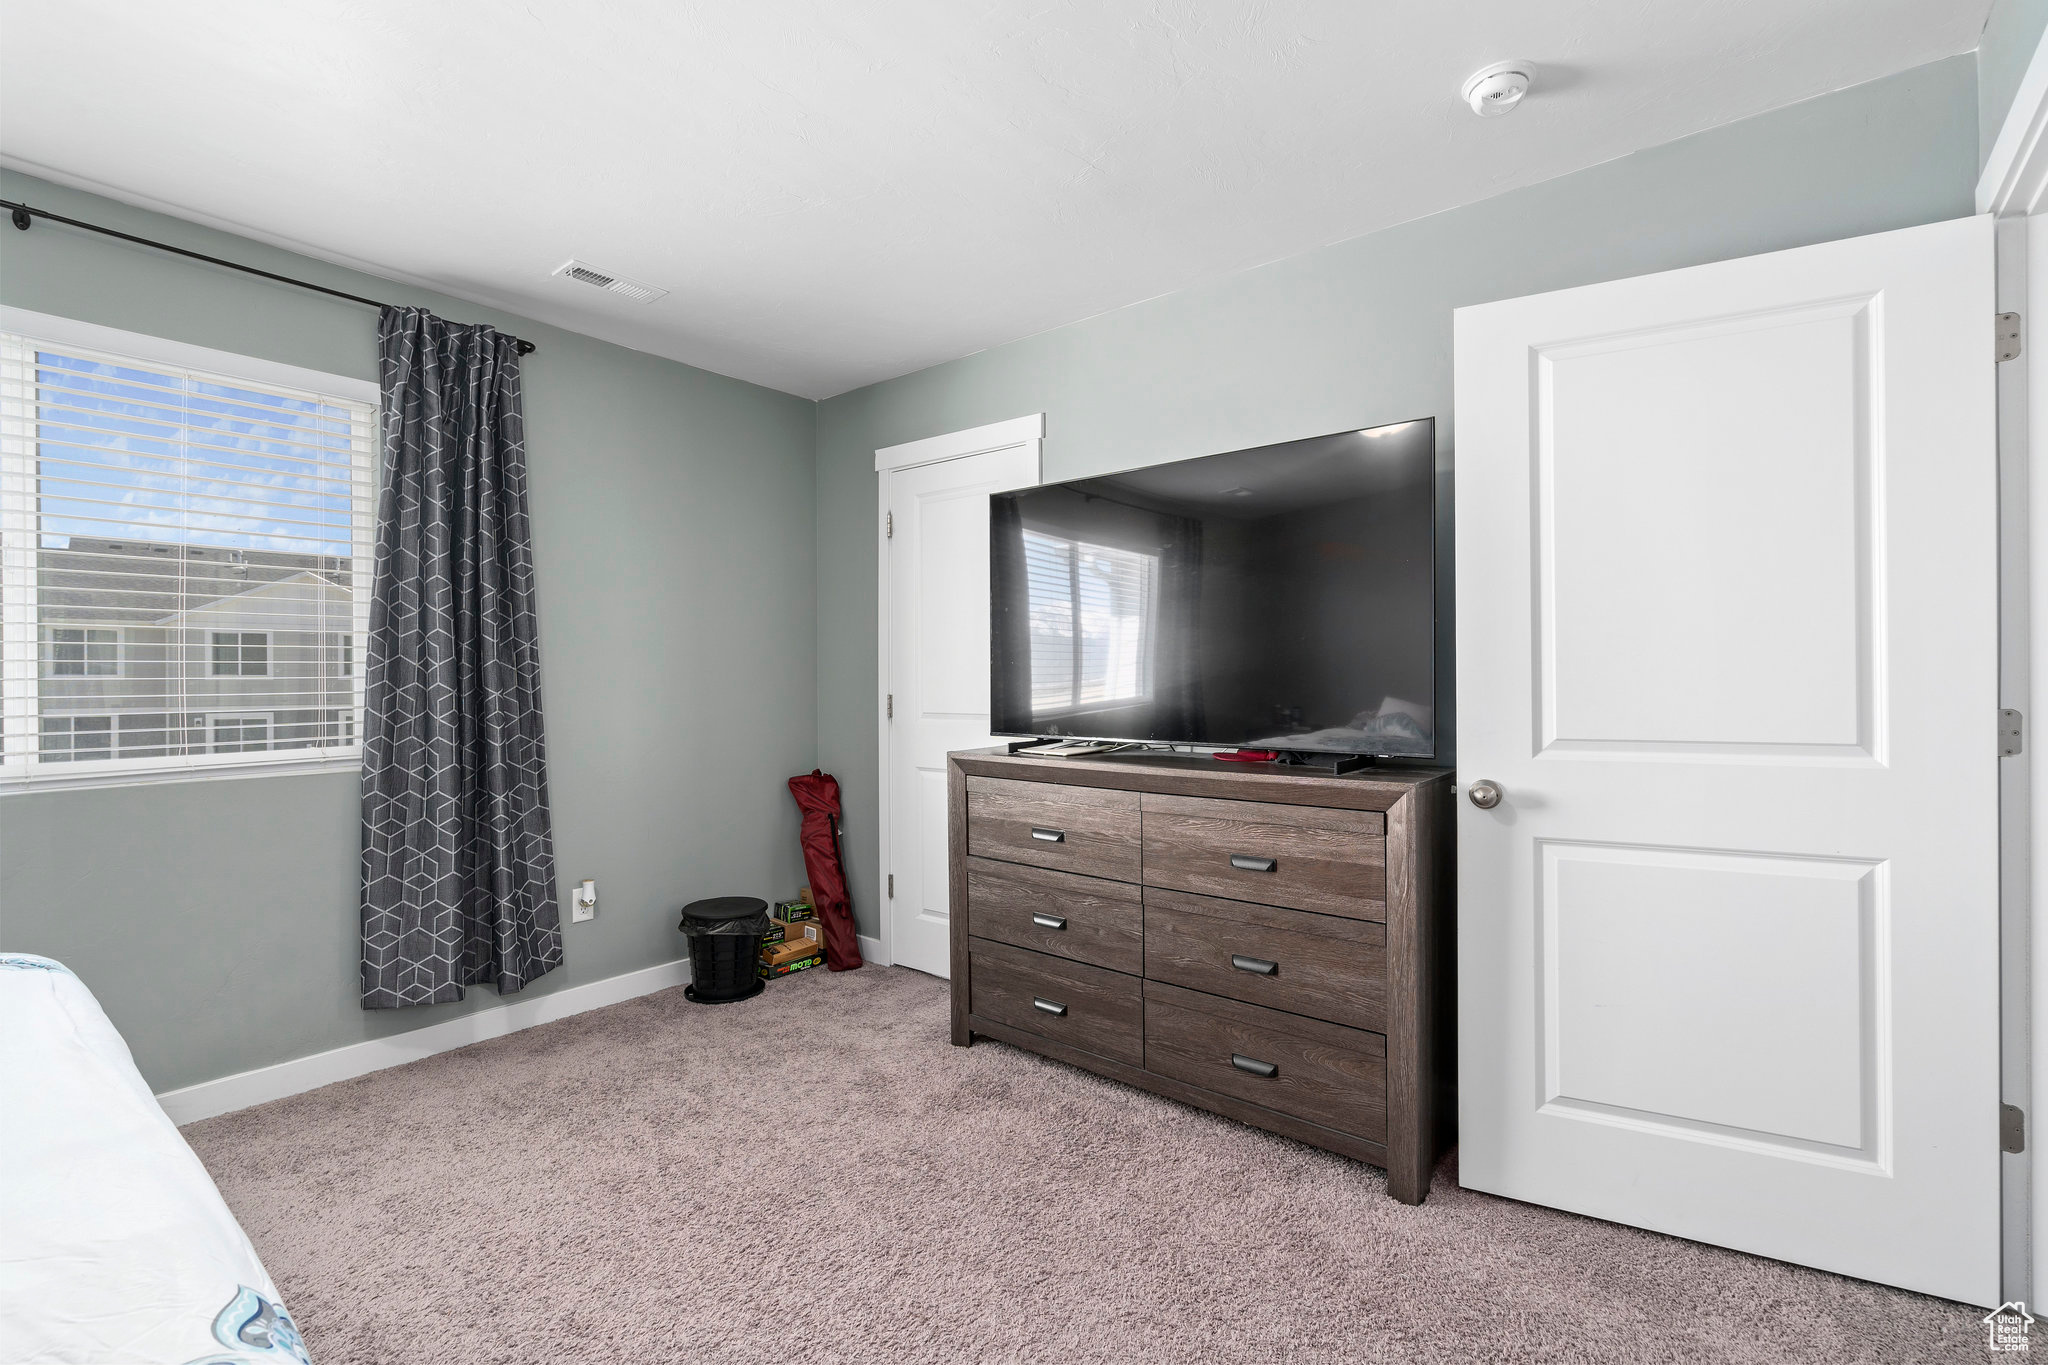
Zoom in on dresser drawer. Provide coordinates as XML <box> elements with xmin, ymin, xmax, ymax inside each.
<box><xmin>969</xmin><ymin>938</ymin><xmax>1142</xmax><ymax>1066</ymax></box>
<box><xmin>966</xmin><ymin>857</ymin><xmax>1143</xmax><ymax>974</ymax></box>
<box><xmin>968</xmin><ymin>776</ymin><xmax>1142</xmax><ymax>882</ymax></box>
<box><xmin>1144</xmin><ymin>888</ymin><xmax>1386</xmax><ymax>1032</ymax></box>
<box><xmin>1141</xmin><ymin>792</ymin><xmax>1385</xmax><ymax>920</ymax></box>
<box><xmin>1143</xmin><ymin>980</ymin><xmax>1386</xmax><ymax>1141</ymax></box>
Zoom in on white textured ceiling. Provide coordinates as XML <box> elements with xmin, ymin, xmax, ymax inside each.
<box><xmin>0</xmin><ymin>0</ymin><xmax>1994</xmax><ymax>398</ymax></box>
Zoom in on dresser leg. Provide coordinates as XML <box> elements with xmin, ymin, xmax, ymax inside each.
<box><xmin>1387</xmin><ymin>1162</ymin><xmax>1431</xmax><ymax>1206</ymax></box>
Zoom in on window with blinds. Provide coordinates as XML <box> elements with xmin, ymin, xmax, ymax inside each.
<box><xmin>1022</xmin><ymin>528</ymin><xmax>1158</xmax><ymax>715</ymax></box>
<box><xmin>0</xmin><ymin>323</ymin><xmax>376</xmax><ymax>789</ymax></box>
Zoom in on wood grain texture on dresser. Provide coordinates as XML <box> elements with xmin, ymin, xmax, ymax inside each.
<box><xmin>969</xmin><ymin>937</ymin><xmax>1144</xmax><ymax>1066</ymax></box>
<box><xmin>1141</xmin><ymin>791</ymin><xmax>1386</xmax><ymax>919</ymax></box>
<box><xmin>952</xmin><ymin>748</ymin><xmax>1441</xmax><ymax>812</ymax></box>
<box><xmin>1143</xmin><ymin>888</ymin><xmax>1387</xmax><ymax>1032</ymax></box>
<box><xmin>1143</xmin><ymin>980</ymin><xmax>1388</xmax><ymax>1142</ymax></box>
<box><xmin>962</xmin><ymin>1013</ymin><xmax>1393</xmax><ymax>1169</ymax></box>
<box><xmin>948</xmin><ymin>757</ymin><xmax>971</xmax><ymax>1046</ymax></box>
<box><xmin>967</xmin><ymin>857</ymin><xmax>1144</xmax><ymax>974</ymax></box>
<box><xmin>967</xmin><ymin>775</ymin><xmax>1142</xmax><ymax>882</ymax></box>
<box><xmin>1381</xmin><ymin>777</ymin><xmax>1451</xmax><ymax>1205</ymax></box>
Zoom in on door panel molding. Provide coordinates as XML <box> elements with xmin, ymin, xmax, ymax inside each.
<box><xmin>1531</xmin><ymin>295</ymin><xmax>1883</xmax><ymax>762</ymax></box>
<box><xmin>1533</xmin><ymin>839</ymin><xmax>1889</xmax><ymax>1172</ymax></box>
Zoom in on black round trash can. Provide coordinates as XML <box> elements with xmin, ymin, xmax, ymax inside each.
<box><xmin>679</xmin><ymin>896</ymin><xmax>771</xmax><ymax>1004</ymax></box>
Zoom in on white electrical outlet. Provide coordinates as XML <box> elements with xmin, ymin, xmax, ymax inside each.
<box><xmin>570</xmin><ymin>879</ymin><xmax>597</xmax><ymax>922</ymax></box>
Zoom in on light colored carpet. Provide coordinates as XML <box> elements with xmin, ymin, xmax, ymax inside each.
<box><xmin>185</xmin><ymin>965</ymin><xmax>1986</xmax><ymax>1364</ymax></box>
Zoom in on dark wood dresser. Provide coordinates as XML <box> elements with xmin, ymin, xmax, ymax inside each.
<box><xmin>946</xmin><ymin>747</ymin><xmax>1454</xmax><ymax>1204</ymax></box>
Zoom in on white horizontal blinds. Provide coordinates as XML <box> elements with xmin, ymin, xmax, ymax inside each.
<box><xmin>1074</xmin><ymin>541</ymin><xmax>1155</xmax><ymax>705</ymax></box>
<box><xmin>1021</xmin><ymin>528</ymin><xmax>1158</xmax><ymax>715</ymax></box>
<box><xmin>0</xmin><ymin>336</ymin><xmax>36</xmax><ymax>769</ymax></box>
<box><xmin>0</xmin><ymin>329</ymin><xmax>375</xmax><ymax>787</ymax></box>
<box><xmin>1023</xmin><ymin>529</ymin><xmax>1075</xmax><ymax>712</ymax></box>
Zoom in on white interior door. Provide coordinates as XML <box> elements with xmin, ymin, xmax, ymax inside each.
<box><xmin>884</xmin><ymin>439</ymin><xmax>1039</xmax><ymax>977</ymax></box>
<box><xmin>1454</xmin><ymin>214</ymin><xmax>2000</xmax><ymax>1304</ymax></box>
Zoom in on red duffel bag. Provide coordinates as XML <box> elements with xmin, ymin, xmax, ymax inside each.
<box><xmin>788</xmin><ymin>770</ymin><xmax>863</xmax><ymax>971</ymax></box>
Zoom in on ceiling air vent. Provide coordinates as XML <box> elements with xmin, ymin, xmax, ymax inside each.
<box><xmin>551</xmin><ymin>259</ymin><xmax>668</xmax><ymax>304</ymax></box>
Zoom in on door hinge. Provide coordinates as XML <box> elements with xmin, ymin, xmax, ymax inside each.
<box><xmin>887</xmin><ymin>693</ymin><xmax>893</xmax><ymax>719</ymax></box>
<box><xmin>886</xmin><ymin>510</ymin><xmax>893</xmax><ymax>539</ymax></box>
<box><xmin>2001</xmin><ymin>708</ymin><xmax>2024</xmax><ymax>757</ymax></box>
<box><xmin>1998</xmin><ymin>311</ymin><xmax>2023</xmax><ymax>362</ymax></box>
<box><xmin>887</xmin><ymin>873</ymin><xmax>895</xmax><ymax>899</ymax></box>
<box><xmin>2004</xmin><ymin>1103</ymin><xmax>2027</xmax><ymax>1154</ymax></box>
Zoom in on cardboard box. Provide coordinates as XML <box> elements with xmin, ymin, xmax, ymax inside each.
<box><xmin>775</xmin><ymin>898</ymin><xmax>815</xmax><ymax>923</ymax></box>
<box><xmin>775</xmin><ymin>916</ymin><xmax>823</xmax><ymax>947</ymax></box>
<box><xmin>759</xmin><ymin>949</ymin><xmax>824</xmax><ymax>979</ymax></box>
<box><xmin>759</xmin><ymin>916</ymin><xmax>819</xmax><ymax>949</ymax></box>
<box><xmin>760</xmin><ymin>936</ymin><xmax>820</xmax><ymax>968</ymax></box>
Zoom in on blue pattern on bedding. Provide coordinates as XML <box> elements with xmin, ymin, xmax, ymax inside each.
<box><xmin>184</xmin><ymin>1286</ymin><xmax>312</xmax><ymax>1365</ymax></box>
<box><xmin>0</xmin><ymin>954</ymin><xmax>71</xmax><ymax>973</ymax></box>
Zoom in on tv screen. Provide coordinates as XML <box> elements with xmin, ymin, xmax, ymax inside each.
<box><xmin>989</xmin><ymin>419</ymin><xmax>1436</xmax><ymax>759</ymax></box>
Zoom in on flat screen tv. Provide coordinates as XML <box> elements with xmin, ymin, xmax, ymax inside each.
<box><xmin>989</xmin><ymin>419</ymin><xmax>1436</xmax><ymax>760</ymax></box>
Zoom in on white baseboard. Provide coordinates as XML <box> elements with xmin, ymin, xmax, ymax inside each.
<box><xmin>159</xmin><ymin>935</ymin><xmax>897</xmax><ymax>1125</ymax></box>
<box><xmin>156</xmin><ymin>957</ymin><xmax>693</xmax><ymax>1125</ymax></box>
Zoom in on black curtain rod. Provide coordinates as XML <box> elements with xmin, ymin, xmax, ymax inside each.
<box><xmin>4</xmin><ymin>199</ymin><xmax>537</xmax><ymax>356</ymax></box>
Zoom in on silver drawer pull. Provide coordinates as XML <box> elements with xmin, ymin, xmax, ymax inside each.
<box><xmin>1031</xmin><ymin>828</ymin><xmax>1066</xmax><ymax>843</ymax></box>
<box><xmin>1032</xmin><ymin>913</ymin><xmax>1068</xmax><ymax>930</ymax></box>
<box><xmin>1230</xmin><ymin>954</ymin><xmax>1279</xmax><ymax>976</ymax></box>
<box><xmin>1032</xmin><ymin>997</ymin><xmax>1068</xmax><ymax>1017</ymax></box>
<box><xmin>1231</xmin><ymin>1053</ymin><xmax>1278</xmax><ymax>1079</ymax></box>
<box><xmin>1229</xmin><ymin>853</ymin><xmax>1276</xmax><ymax>873</ymax></box>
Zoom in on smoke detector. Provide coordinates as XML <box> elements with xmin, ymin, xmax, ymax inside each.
<box><xmin>1461</xmin><ymin>61</ymin><xmax>1534</xmax><ymax>118</ymax></box>
<box><xmin>551</xmin><ymin>259</ymin><xmax>668</xmax><ymax>304</ymax></box>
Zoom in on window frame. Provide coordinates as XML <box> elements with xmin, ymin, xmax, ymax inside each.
<box><xmin>40</xmin><ymin>624</ymin><xmax>123</xmax><ymax>678</ymax></box>
<box><xmin>1</xmin><ymin>307</ymin><xmax>378</xmax><ymax>794</ymax></box>
<box><xmin>207</xmin><ymin>710</ymin><xmax>275</xmax><ymax>755</ymax></box>
<box><xmin>1021</xmin><ymin>528</ymin><xmax>1161</xmax><ymax>717</ymax></box>
<box><xmin>38</xmin><ymin>711</ymin><xmax>116</xmax><ymax>763</ymax></box>
<box><xmin>209</xmin><ymin>630</ymin><xmax>272</xmax><ymax>678</ymax></box>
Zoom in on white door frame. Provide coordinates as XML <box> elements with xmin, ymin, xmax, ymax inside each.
<box><xmin>1980</xmin><ymin>22</ymin><xmax>2048</xmax><ymax>1307</ymax></box>
<box><xmin>873</xmin><ymin>413</ymin><xmax>1044</xmax><ymax>968</ymax></box>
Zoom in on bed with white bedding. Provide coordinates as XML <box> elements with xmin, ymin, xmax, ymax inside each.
<box><xmin>0</xmin><ymin>954</ymin><xmax>312</xmax><ymax>1364</ymax></box>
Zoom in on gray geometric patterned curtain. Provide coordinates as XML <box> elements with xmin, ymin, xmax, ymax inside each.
<box><xmin>360</xmin><ymin>307</ymin><xmax>561</xmax><ymax>1009</ymax></box>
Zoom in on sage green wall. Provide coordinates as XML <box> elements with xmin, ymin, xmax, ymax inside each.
<box><xmin>1980</xmin><ymin>0</ymin><xmax>2048</xmax><ymax>166</ymax></box>
<box><xmin>0</xmin><ymin>170</ymin><xmax>819</xmax><ymax>1093</ymax></box>
<box><xmin>814</xmin><ymin>56</ymin><xmax>1980</xmax><ymax>939</ymax></box>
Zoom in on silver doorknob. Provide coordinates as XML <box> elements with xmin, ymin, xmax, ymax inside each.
<box><xmin>1468</xmin><ymin>780</ymin><xmax>1503</xmax><ymax>809</ymax></box>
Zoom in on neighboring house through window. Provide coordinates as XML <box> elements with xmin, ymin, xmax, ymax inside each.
<box><xmin>208</xmin><ymin>713</ymin><xmax>272</xmax><ymax>754</ymax></box>
<box><xmin>1</xmin><ymin>310</ymin><xmax>376</xmax><ymax>789</ymax></box>
<box><xmin>210</xmin><ymin>631</ymin><xmax>270</xmax><ymax>677</ymax></box>
<box><xmin>39</xmin><ymin>714</ymin><xmax>112</xmax><ymax>761</ymax></box>
<box><xmin>43</xmin><ymin>626</ymin><xmax>119</xmax><ymax>676</ymax></box>
<box><xmin>114</xmin><ymin>713</ymin><xmax>177</xmax><ymax>759</ymax></box>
